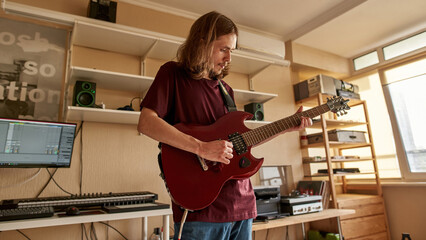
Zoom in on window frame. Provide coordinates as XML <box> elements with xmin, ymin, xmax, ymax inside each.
<box><xmin>378</xmin><ymin>54</ymin><xmax>426</xmax><ymax>180</ymax></box>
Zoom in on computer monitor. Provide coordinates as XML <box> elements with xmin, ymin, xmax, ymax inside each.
<box><xmin>0</xmin><ymin>118</ymin><xmax>76</xmax><ymax>168</ymax></box>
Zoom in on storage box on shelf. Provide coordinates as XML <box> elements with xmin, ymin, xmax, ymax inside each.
<box><xmin>296</xmin><ymin>93</ymin><xmax>389</xmax><ymax>240</ymax></box>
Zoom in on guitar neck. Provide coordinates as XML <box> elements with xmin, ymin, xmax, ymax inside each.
<box><xmin>242</xmin><ymin>103</ymin><xmax>330</xmax><ymax>147</ymax></box>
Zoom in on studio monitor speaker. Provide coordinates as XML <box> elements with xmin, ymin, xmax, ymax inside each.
<box><xmin>244</xmin><ymin>103</ymin><xmax>264</xmax><ymax>121</ymax></box>
<box><xmin>73</xmin><ymin>81</ymin><xmax>96</xmax><ymax>107</ymax></box>
<box><xmin>87</xmin><ymin>0</ymin><xmax>117</xmax><ymax>23</ymax></box>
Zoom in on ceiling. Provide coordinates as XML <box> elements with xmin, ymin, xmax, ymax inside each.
<box><xmin>132</xmin><ymin>0</ymin><xmax>426</xmax><ymax>59</ymax></box>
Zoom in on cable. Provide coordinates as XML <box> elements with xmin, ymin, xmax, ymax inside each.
<box><xmin>98</xmin><ymin>222</ymin><xmax>129</xmax><ymax>240</ymax></box>
<box><xmin>45</xmin><ymin>168</ymin><xmax>72</xmax><ymax>195</ymax></box>
<box><xmin>81</xmin><ymin>223</ymin><xmax>89</xmax><ymax>240</ymax></box>
<box><xmin>286</xmin><ymin>226</ymin><xmax>289</xmax><ymax>240</ymax></box>
<box><xmin>35</xmin><ymin>121</ymin><xmax>83</xmax><ymax>198</ymax></box>
<box><xmin>90</xmin><ymin>223</ymin><xmax>98</xmax><ymax>240</ymax></box>
<box><xmin>79</xmin><ymin>121</ymin><xmax>84</xmax><ymax>195</ymax></box>
<box><xmin>129</xmin><ymin>97</ymin><xmax>142</xmax><ymax>109</ymax></box>
<box><xmin>16</xmin><ymin>230</ymin><xmax>31</xmax><ymax>240</ymax></box>
<box><xmin>0</xmin><ymin>168</ymin><xmax>41</xmax><ymax>189</ymax></box>
<box><xmin>35</xmin><ymin>168</ymin><xmax>58</xmax><ymax>198</ymax></box>
<box><xmin>177</xmin><ymin>209</ymin><xmax>189</xmax><ymax>240</ymax></box>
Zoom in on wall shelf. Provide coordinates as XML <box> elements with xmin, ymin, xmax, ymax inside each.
<box><xmin>66</xmin><ymin>70</ymin><xmax>278</xmax><ymax>124</ymax></box>
<box><xmin>66</xmin><ymin>106</ymin><xmax>140</xmax><ymax>124</ymax></box>
<box><xmin>69</xmin><ymin>66</ymin><xmax>154</xmax><ymax>93</ymax></box>
<box><xmin>71</xmin><ymin>20</ymin><xmax>289</xmax><ymax>75</ymax></box>
<box><xmin>72</xmin><ymin>20</ymin><xmax>183</xmax><ymax>61</ymax></box>
<box><xmin>233</xmin><ymin>89</ymin><xmax>277</xmax><ymax>105</ymax></box>
<box><xmin>66</xmin><ymin>106</ymin><xmax>274</xmax><ymax>126</ymax></box>
<box><xmin>66</xmin><ymin>20</ymin><xmax>283</xmax><ymax>124</ymax></box>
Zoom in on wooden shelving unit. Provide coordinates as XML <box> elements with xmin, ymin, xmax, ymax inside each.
<box><xmin>65</xmin><ymin>20</ymin><xmax>281</xmax><ymax>125</ymax></box>
<box><xmin>297</xmin><ymin>93</ymin><xmax>389</xmax><ymax>239</ymax></box>
<box><xmin>71</xmin><ymin>20</ymin><xmax>289</xmax><ymax>75</ymax></box>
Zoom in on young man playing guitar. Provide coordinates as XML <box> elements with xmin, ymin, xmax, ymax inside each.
<box><xmin>138</xmin><ymin>11</ymin><xmax>312</xmax><ymax>240</ymax></box>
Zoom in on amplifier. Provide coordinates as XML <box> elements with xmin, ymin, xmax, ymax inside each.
<box><xmin>281</xmin><ymin>201</ymin><xmax>323</xmax><ymax>215</ymax></box>
<box><xmin>294</xmin><ymin>74</ymin><xmax>339</xmax><ymax>101</ymax></box>
<box><xmin>254</xmin><ymin>186</ymin><xmax>280</xmax><ymax>217</ymax></box>
<box><xmin>307</xmin><ymin>129</ymin><xmax>366</xmax><ymax>144</ymax></box>
<box><xmin>294</xmin><ymin>74</ymin><xmax>359</xmax><ymax>101</ymax></box>
<box><xmin>307</xmin><ymin>74</ymin><xmax>338</xmax><ymax>97</ymax></box>
<box><xmin>280</xmin><ymin>195</ymin><xmax>323</xmax><ymax>215</ymax></box>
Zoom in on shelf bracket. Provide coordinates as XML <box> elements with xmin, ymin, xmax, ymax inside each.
<box><xmin>140</xmin><ymin>40</ymin><xmax>159</xmax><ymax>76</ymax></box>
<box><xmin>248</xmin><ymin>64</ymin><xmax>271</xmax><ymax>91</ymax></box>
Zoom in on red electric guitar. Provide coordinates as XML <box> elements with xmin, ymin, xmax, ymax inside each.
<box><xmin>161</xmin><ymin>96</ymin><xmax>350</xmax><ymax>210</ymax></box>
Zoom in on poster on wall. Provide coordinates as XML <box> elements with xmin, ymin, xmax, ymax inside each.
<box><xmin>0</xmin><ymin>17</ymin><xmax>68</xmax><ymax>121</ymax></box>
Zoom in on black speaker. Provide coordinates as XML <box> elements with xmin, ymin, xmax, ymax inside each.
<box><xmin>244</xmin><ymin>103</ymin><xmax>264</xmax><ymax>121</ymax></box>
<box><xmin>87</xmin><ymin>0</ymin><xmax>117</xmax><ymax>23</ymax></box>
<box><xmin>73</xmin><ymin>81</ymin><xmax>96</xmax><ymax>107</ymax></box>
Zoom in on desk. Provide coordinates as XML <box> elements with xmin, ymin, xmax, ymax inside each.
<box><xmin>0</xmin><ymin>208</ymin><xmax>172</xmax><ymax>240</ymax></box>
<box><xmin>252</xmin><ymin>209</ymin><xmax>355</xmax><ymax>238</ymax></box>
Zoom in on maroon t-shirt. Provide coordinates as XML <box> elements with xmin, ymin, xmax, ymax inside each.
<box><xmin>141</xmin><ymin>61</ymin><xmax>256</xmax><ymax>223</ymax></box>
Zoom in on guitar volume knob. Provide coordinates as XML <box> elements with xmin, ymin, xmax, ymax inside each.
<box><xmin>239</xmin><ymin>156</ymin><xmax>251</xmax><ymax>168</ymax></box>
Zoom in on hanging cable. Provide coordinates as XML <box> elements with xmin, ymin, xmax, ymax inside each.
<box><xmin>177</xmin><ymin>209</ymin><xmax>189</xmax><ymax>240</ymax></box>
<box><xmin>79</xmin><ymin>121</ymin><xmax>84</xmax><ymax>194</ymax></box>
<box><xmin>98</xmin><ymin>222</ymin><xmax>129</xmax><ymax>240</ymax></box>
<box><xmin>45</xmin><ymin>168</ymin><xmax>72</xmax><ymax>195</ymax></box>
<box><xmin>0</xmin><ymin>168</ymin><xmax>41</xmax><ymax>189</ymax></box>
<box><xmin>16</xmin><ymin>230</ymin><xmax>31</xmax><ymax>240</ymax></box>
<box><xmin>36</xmin><ymin>121</ymin><xmax>83</xmax><ymax>198</ymax></box>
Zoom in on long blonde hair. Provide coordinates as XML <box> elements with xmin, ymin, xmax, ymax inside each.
<box><xmin>177</xmin><ymin>11</ymin><xmax>238</xmax><ymax>80</ymax></box>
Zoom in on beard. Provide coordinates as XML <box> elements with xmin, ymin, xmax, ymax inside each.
<box><xmin>208</xmin><ymin>64</ymin><xmax>229</xmax><ymax>80</ymax></box>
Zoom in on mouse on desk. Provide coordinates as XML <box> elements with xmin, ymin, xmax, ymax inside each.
<box><xmin>65</xmin><ymin>206</ymin><xmax>80</xmax><ymax>216</ymax></box>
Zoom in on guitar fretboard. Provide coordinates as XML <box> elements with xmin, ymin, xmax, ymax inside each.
<box><xmin>242</xmin><ymin>104</ymin><xmax>330</xmax><ymax>147</ymax></box>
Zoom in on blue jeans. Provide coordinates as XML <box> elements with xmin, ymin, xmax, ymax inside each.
<box><xmin>173</xmin><ymin>219</ymin><xmax>253</xmax><ymax>240</ymax></box>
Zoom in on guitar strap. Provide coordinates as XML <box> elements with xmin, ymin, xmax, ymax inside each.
<box><xmin>217</xmin><ymin>79</ymin><xmax>237</xmax><ymax>112</ymax></box>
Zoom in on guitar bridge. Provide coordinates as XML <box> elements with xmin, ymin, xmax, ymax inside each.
<box><xmin>229</xmin><ymin>132</ymin><xmax>247</xmax><ymax>155</ymax></box>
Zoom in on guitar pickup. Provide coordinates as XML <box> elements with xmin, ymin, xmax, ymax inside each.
<box><xmin>229</xmin><ymin>132</ymin><xmax>247</xmax><ymax>155</ymax></box>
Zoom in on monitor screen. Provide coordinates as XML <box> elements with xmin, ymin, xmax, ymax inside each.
<box><xmin>0</xmin><ymin>118</ymin><xmax>76</xmax><ymax>168</ymax></box>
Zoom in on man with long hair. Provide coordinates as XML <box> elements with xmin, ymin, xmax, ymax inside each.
<box><xmin>138</xmin><ymin>11</ymin><xmax>311</xmax><ymax>240</ymax></box>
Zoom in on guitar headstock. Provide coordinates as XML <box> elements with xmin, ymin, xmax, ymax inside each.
<box><xmin>326</xmin><ymin>96</ymin><xmax>350</xmax><ymax>116</ymax></box>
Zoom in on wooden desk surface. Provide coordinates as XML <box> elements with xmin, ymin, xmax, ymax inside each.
<box><xmin>252</xmin><ymin>209</ymin><xmax>355</xmax><ymax>231</ymax></box>
<box><xmin>0</xmin><ymin>208</ymin><xmax>172</xmax><ymax>231</ymax></box>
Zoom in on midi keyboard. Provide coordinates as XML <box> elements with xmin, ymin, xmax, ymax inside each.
<box><xmin>0</xmin><ymin>191</ymin><xmax>169</xmax><ymax>221</ymax></box>
<box><xmin>0</xmin><ymin>206</ymin><xmax>54</xmax><ymax>221</ymax></box>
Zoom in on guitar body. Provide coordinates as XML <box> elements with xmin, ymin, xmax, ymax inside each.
<box><xmin>160</xmin><ymin>96</ymin><xmax>350</xmax><ymax>211</ymax></box>
<box><xmin>161</xmin><ymin>111</ymin><xmax>263</xmax><ymax>211</ymax></box>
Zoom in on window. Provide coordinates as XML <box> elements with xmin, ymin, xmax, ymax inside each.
<box><xmin>381</xmin><ymin>57</ymin><xmax>426</xmax><ymax>179</ymax></box>
<box><xmin>339</xmin><ymin>74</ymin><xmax>401</xmax><ymax>179</ymax></box>
<box><xmin>352</xmin><ymin>31</ymin><xmax>426</xmax><ymax>72</ymax></box>
<box><xmin>383</xmin><ymin>31</ymin><xmax>426</xmax><ymax>60</ymax></box>
<box><xmin>353</xmin><ymin>51</ymin><xmax>379</xmax><ymax>71</ymax></box>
